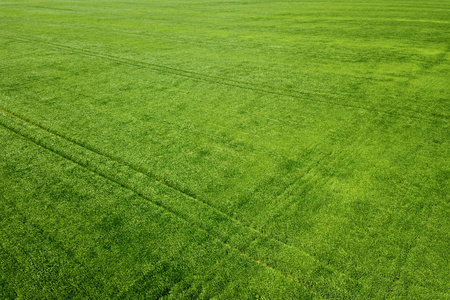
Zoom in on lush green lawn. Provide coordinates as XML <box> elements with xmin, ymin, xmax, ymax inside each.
<box><xmin>1</xmin><ymin>0</ymin><xmax>449</xmax><ymax>298</ymax></box>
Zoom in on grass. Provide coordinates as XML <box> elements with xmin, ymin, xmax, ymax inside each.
<box><xmin>0</xmin><ymin>0</ymin><xmax>449</xmax><ymax>298</ymax></box>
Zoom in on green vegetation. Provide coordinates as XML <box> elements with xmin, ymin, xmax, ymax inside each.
<box><xmin>0</xmin><ymin>0</ymin><xmax>449</xmax><ymax>298</ymax></box>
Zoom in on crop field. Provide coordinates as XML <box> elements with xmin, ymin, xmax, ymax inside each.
<box><xmin>0</xmin><ymin>0</ymin><xmax>449</xmax><ymax>298</ymax></box>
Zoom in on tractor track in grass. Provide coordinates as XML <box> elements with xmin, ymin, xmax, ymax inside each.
<box><xmin>1</xmin><ymin>35</ymin><xmax>448</xmax><ymax>123</ymax></box>
<box><xmin>0</xmin><ymin>104</ymin><xmax>334</xmax><ymax>266</ymax></box>
<box><xmin>0</xmin><ymin>111</ymin><xmax>306</xmax><ymax>290</ymax></box>
<box><xmin>0</xmin><ymin>113</ymin><xmax>317</xmax><ymax>297</ymax></box>
<box><xmin>255</xmin><ymin>148</ymin><xmax>335</xmax><ymax>227</ymax></box>
<box><xmin>0</xmin><ymin>107</ymin><xmax>363</xmax><ymax>298</ymax></box>
<box><xmin>270</xmin><ymin>141</ymin><xmax>362</xmax><ymax>226</ymax></box>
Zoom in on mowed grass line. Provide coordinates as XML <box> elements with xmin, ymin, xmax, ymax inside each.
<box><xmin>0</xmin><ymin>106</ymin><xmax>364</xmax><ymax>298</ymax></box>
<box><xmin>1</xmin><ymin>34</ymin><xmax>447</xmax><ymax>122</ymax></box>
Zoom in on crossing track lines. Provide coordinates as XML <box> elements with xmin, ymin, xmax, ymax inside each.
<box><xmin>0</xmin><ymin>107</ymin><xmax>364</xmax><ymax>298</ymax></box>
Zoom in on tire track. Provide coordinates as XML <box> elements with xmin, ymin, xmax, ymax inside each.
<box><xmin>0</xmin><ymin>107</ymin><xmax>362</xmax><ymax>298</ymax></box>
<box><xmin>252</xmin><ymin>148</ymin><xmax>332</xmax><ymax>227</ymax></box>
<box><xmin>0</xmin><ymin>105</ymin><xmax>312</xmax><ymax>260</ymax></box>
<box><xmin>1</xmin><ymin>116</ymin><xmax>321</xmax><ymax>297</ymax></box>
<box><xmin>1</xmin><ymin>34</ymin><xmax>448</xmax><ymax>122</ymax></box>
<box><xmin>0</xmin><ymin>104</ymin><xmax>343</xmax><ymax>286</ymax></box>
<box><xmin>1</xmin><ymin>112</ymin><xmax>305</xmax><ymax>289</ymax></box>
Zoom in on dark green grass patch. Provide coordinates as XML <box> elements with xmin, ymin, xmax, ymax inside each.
<box><xmin>1</xmin><ymin>0</ymin><xmax>449</xmax><ymax>298</ymax></box>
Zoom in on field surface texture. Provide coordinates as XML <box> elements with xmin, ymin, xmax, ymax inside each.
<box><xmin>1</xmin><ymin>0</ymin><xmax>449</xmax><ymax>299</ymax></box>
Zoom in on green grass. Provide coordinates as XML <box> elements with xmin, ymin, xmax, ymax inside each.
<box><xmin>0</xmin><ymin>0</ymin><xmax>449</xmax><ymax>298</ymax></box>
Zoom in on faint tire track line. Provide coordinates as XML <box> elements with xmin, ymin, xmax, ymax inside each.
<box><xmin>0</xmin><ymin>106</ymin><xmax>308</xmax><ymax>257</ymax></box>
<box><xmin>262</xmin><ymin>151</ymin><xmax>332</xmax><ymax>223</ymax></box>
<box><xmin>0</xmin><ymin>106</ymin><xmax>260</xmax><ymax>239</ymax></box>
<box><xmin>0</xmin><ymin>108</ymin><xmax>363</xmax><ymax>298</ymax></box>
<box><xmin>0</xmin><ymin>115</ymin><xmax>299</xmax><ymax>287</ymax></box>
<box><xmin>1</xmin><ymin>34</ymin><xmax>447</xmax><ymax>122</ymax></box>
<box><xmin>1</xmin><ymin>118</ymin><xmax>318</xmax><ymax>297</ymax></box>
<box><xmin>0</xmin><ymin>103</ymin><xmax>369</xmax><ymax>293</ymax></box>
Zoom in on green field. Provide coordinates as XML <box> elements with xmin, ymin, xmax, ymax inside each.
<box><xmin>1</xmin><ymin>0</ymin><xmax>449</xmax><ymax>298</ymax></box>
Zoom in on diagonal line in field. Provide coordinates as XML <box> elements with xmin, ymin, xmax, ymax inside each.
<box><xmin>0</xmin><ymin>112</ymin><xmax>302</xmax><ymax>286</ymax></box>
<box><xmin>0</xmin><ymin>107</ymin><xmax>363</xmax><ymax>298</ymax></box>
<box><xmin>1</xmin><ymin>34</ymin><xmax>448</xmax><ymax>122</ymax></box>
<box><xmin>0</xmin><ymin>113</ymin><xmax>318</xmax><ymax>297</ymax></box>
<box><xmin>0</xmin><ymin>104</ymin><xmax>330</xmax><ymax>276</ymax></box>
<box><xmin>260</xmin><ymin>154</ymin><xmax>329</xmax><ymax>225</ymax></box>
<box><xmin>0</xmin><ymin>105</ymin><xmax>314</xmax><ymax>262</ymax></box>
